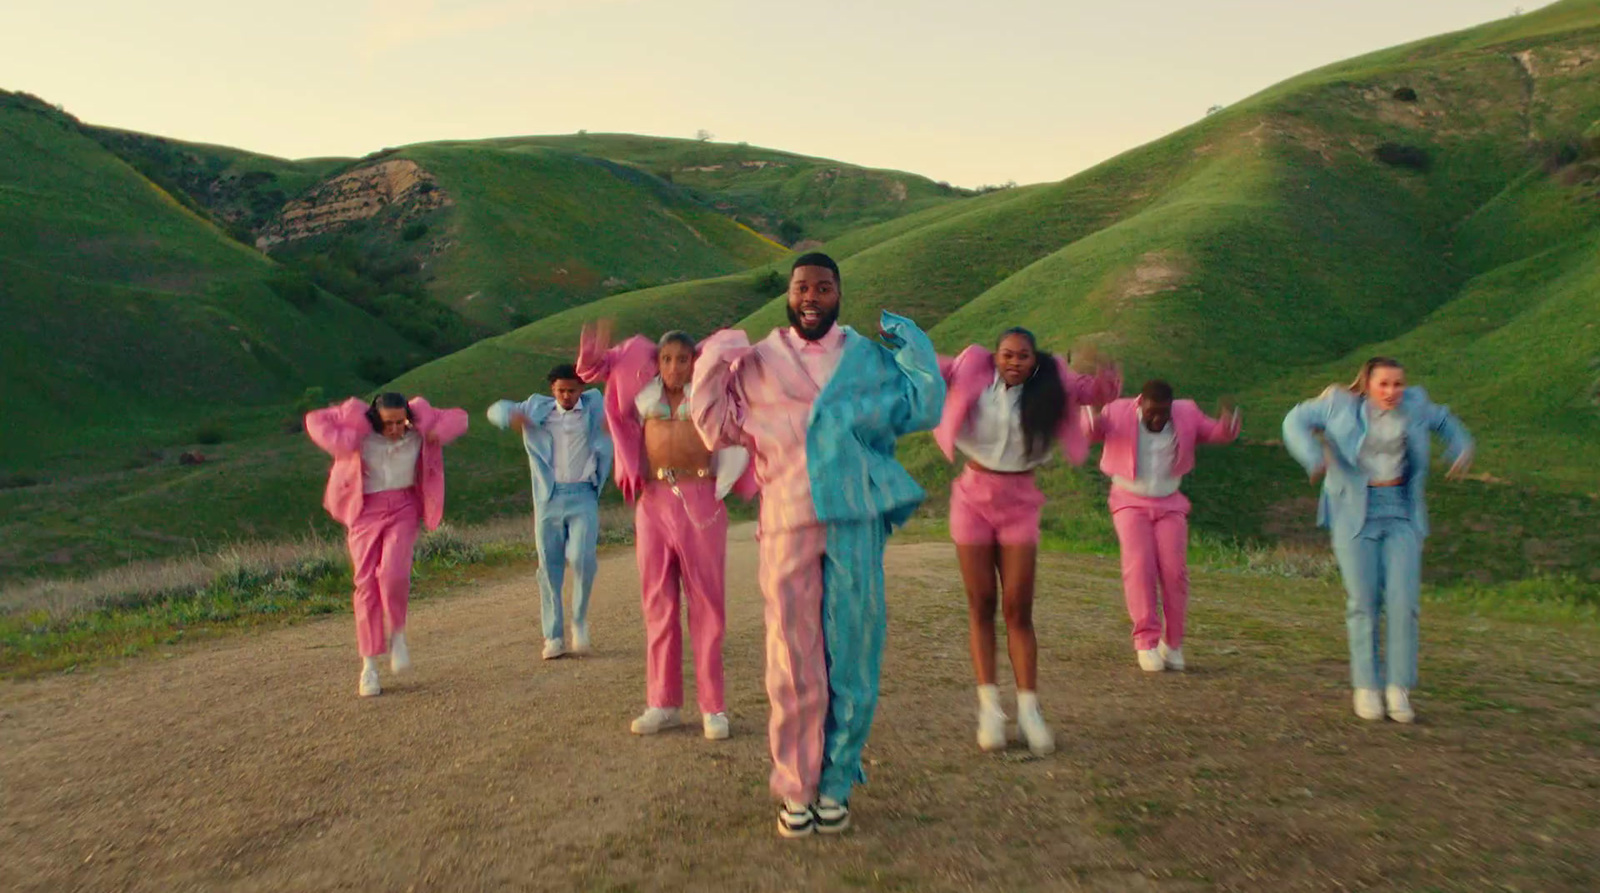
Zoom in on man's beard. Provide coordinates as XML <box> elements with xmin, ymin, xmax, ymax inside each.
<box><xmin>787</xmin><ymin>302</ymin><xmax>840</xmax><ymax>342</ymax></box>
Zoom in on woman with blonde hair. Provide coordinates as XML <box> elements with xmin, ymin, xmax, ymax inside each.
<box><xmin>1282</xmin><ymin>358</ymin><xmax>1473</xmax><ymax>723</ymax></box>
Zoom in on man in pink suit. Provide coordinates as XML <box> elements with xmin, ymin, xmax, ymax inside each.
<box><xmin>576</xmin><ymin>323</ymin><xmax>755</xmax><ymax>741</ymax></box>
<box><xmin>692</xmin><ymin>253</ymin><xmax>945</xmax><ymax>838</ymax></box>
<box><xmin>306</xmin><ymin>392</ymin><xmax>469</xmax><ymax>697</ymax></box>
<box><xmin>1086</xmin><ymin>380</ymin><xmax>1240</xmax><ymax>672</ymax></box>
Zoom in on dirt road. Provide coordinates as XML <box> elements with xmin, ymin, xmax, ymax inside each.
<box><xmin>3</xmin><ymin>526</ymin><xmax>1596</xmax><ymax>891</ymax></box>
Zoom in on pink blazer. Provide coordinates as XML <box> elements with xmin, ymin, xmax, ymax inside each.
<box><xmin>933</xmin><ymin>345</ymin><xmax>1121</xmax><ymax>466</ymax></box>
<box><xmin>304</xmin><ymin>397</ymin><xmax>469</xmax><ymax>530</ymax></box>
<box><xmin>576</xmin><ymin>330</ymin><xmax>758</xmax><ymax>503</ymax></box>
<box><xmin>1087</xmin><ymin>397</ymin><xmax>1239</xmax><ymax>480</ymax></box>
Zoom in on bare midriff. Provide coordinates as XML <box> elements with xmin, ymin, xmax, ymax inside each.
<box><xmin>644</xmin><ymin>418</ymin><xmax>712</xmax><ymax>478</ymax></box>
<box><xmin>1370</xmin><ymin>478</ymin><xmax>1405</xmax><ymax>488</ymax></box>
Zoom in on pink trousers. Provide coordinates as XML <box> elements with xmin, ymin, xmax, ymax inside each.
<box><xmin>346</xmin><ymin>488</ymin><xmax>421</xmax><ymax>657</ymax></box>
<box><xmin>636</xmin><ymin>480</ymin><xmax>728</xmax><ymax>714</ymax></box>
<box><xmin>1109</xmin><ymin>487</ymin><xmax>1191</xmax><ymax>651</ymax></box>
<box><xmin>949</xmin><ymin>465</ymin><xmax>1045</xmax><ymax>546</ymax></box>
<box><xmin>758</xmin><ymin>524</ymin><xmax>828</xmax><ymax>803</ymax></box>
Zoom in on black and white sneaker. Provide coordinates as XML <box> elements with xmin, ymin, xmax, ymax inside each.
<box><xmin>777</xmin><ymin>800</ymin><xmax>815</xmax><ymax>838</ymax></box>
<box><xmin>813</xmin><ymin>796</ymin><xmax>850</xmax><ymax>834</ymax></box>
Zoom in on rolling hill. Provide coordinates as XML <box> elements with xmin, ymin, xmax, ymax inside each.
<box><xmin>5</xmin><ymin>2</ymin><xmax>1598</xmax><ymax>586</ymax></box>
<box><xmin>0</xmin><ymin>91</ymin><xmax>416</xmax><ymax>474</ymax></box>
<box><xmin>393</xmin><ymin>0</ymin><xmax>1600</xmax><ymax>586</ymax></box>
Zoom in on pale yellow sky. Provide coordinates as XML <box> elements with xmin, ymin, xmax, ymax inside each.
<box><xmin>3</xmin><ymin>0</ymin><xmax>1542</xmax><ymax>187</ymax></box>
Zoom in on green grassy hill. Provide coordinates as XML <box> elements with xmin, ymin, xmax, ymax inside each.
<box><xmin>0</xmin><ymin>92</ymin><xmax>416</xmax><ymax>474</ymax></box>
<box><xmin>470</xmin><ymin>133</ymin><xmax>971</xmax><ymax>243</ymax></box>
<box><xmin>394</xmin><ymin>0</ymin><xmax>1600</xmax><ymax>587</ymax></box>
<box><xmin>7</xmin><ymin>3</ymin><xmax>1599</xmax><ymax>588</ymax></box>
<box><xmin>254</xmin><ymin>136</ymin><xmax>968</xmax><ymax>333</ymax></box>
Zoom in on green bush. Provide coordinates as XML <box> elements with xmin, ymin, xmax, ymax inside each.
<box><xmin>401</xmin><ymin>222</ymin><xmax>428</xmax><ymax>241</ymax></box>
<box><xmin>266</xmin><ymin>268</ymin><xmax>319</xmax><ymax>310</ymax></box>
<box><xmin>192</xmin><ymin>421</ymin><xmax>229</xmax><ymax>445</ymax></box>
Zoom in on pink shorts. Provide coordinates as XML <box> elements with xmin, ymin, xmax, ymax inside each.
<box><xmin>949</xmin><ymin>465</ymin><xmax>1045</xmax><ymax>546</ymax></box>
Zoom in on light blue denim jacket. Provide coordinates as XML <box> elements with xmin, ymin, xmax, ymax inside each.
<box><xmin>1282</xmin><ymin>386</ymin><xmax>1473</xmax><ymax>541</ymax></box>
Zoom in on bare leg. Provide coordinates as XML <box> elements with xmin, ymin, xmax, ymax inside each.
<box><xmin>998</xmin><ymin>545</ymin><xmax>1039</xmax><ymax>691</ymax></box>
<box><xmin>957</xmin><ymin>544</ymin><xmax>1000</xmax><ymax>685</ymax></box>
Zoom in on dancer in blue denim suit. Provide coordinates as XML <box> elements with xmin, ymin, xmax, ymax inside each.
<box><xmin>1283</xmin><ymin>357</ymin><xmax>1473</xmax><ymax>723</ymax></box>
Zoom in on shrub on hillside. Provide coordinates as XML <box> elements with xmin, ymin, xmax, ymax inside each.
<box><xmin>1392</xmin><ymin>87</ymin><xmax>1419</xmax><ymax>102</ymax></box>
<box><xmin>401</xmin><ymin>222</ymin><xmax>429</xmax><ymax>241</ymax></box>
<box><xmin>1374</xmin><ymin>143</ymin><xmax>1431</xmax><ymax>172</ymax></box>
<box><xmin>756</xmin><ymin>269</ymin><xmax>784</xmax><ymax>294</ymax></box>
<box><xmin>0</xmin><ymin>472</ymin><xmax>40</xmax><ymax>490</ymax></box>
<box><xmin>192</xmin><ymin>421</ymin><xmax>229</xmax><ymax>445</ymax></box>
<box><xmin>266</xmin><ymin>268</ymin><xmax>319</xmax><ymax>310</ymax></box>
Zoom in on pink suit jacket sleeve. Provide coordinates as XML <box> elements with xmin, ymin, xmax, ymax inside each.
<box><xmin>690</xmin><ymin>329</ymin><xmax>755</xmax><ymax>453</ymax></box>
<box><xmin>578</xmin><ymin>332</ymin><xmax>659</xmax><ymax>502</ymax></box>
<box><xmin>305</xmin><ymin>397</ymin><xmax>370</xmax><ymax>457</ymax></box>
<box><xmin>408</xmin><ymin>397</ymin><xmax>467</xmax><ymax>531</ymax></box>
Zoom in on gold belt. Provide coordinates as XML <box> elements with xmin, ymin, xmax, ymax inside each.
<box><xmin>654</xmin><ymin>467</ymin><xmax>710</xmax><ymax>481</ymax></box>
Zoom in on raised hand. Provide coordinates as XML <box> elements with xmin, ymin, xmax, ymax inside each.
<box><xmin>509</xmin><ymin>412</ymin><xmax>530</xmax><ymax>432</ymax></box>
<box><xmin>584</xmin><ymin>318</ymin><xmax>615</xmax><ymax>354</ymax></box>
<box><xmin>1218</xmin><ymin>398</ymin><xmax>1242</xmax><ymax>435</ymax></box>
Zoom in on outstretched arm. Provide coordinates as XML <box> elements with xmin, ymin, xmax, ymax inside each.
<box><xmin>1421</xmin><ymin>393</ymin><xmax>1475</xmax><ymax>479</ymax></box>
<box><xmin>1282</xmin><ymin>396</ymin><xmax>1334</xmax><ymax>478</ymax></box>
<box><xmin>305</xmin><ymin>398</ymin><xmax>371</xmax><ymax>457</ymax></box>
<box><xmin>575</xmin><ymin>319</ymin><xmax>619</xmax><ymax>384</ymax></box>
<box><xmin>690</xmin><ymin>329</ymin><xmax>754</xmax><ymax>451</ymax></box>
<box><xmin>486</xmin><ymin>395</ymin><xmax>544</xmax><ymax>432</ymax></box>
<box><xmin>880</xmin><ymin>310</ymin><xmax>946</xmax><ymax>435</ymax></box>
<box><xmin>1195</xmin><ymin>403</ymin><xmax>1243</xmax><ymax>444</ymax></box>
<box><xmin>409</xmin><ymin>397</ymin><xmax>469</xmax><ymax>446</ymax></box>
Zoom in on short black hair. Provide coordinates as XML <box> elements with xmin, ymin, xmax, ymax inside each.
<box><xmin>548</xmin><ymin>363</ymin><xmax>581</xmax><ymax>384</ymax></box>
<box><xmin>658</xmin><ymin>330</ymin><xmax>696</xmax><ymax>353</ymax></box>
<box><xmin>791</xmin><ymin>252</ymin><xmax>841</xmax><ymax>289</ymax></box>
<box><xmin>1140</xmin><ymin>379</ymin><xmax>1174</xmax><ymax>403</ymax></box>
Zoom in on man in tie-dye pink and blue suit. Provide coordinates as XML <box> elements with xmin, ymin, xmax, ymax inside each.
<box><xmin>692</xmin><ymin>253</ymin><xmax>945</xmax><ymax>838</ymax></box>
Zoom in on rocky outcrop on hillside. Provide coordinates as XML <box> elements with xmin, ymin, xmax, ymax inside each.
<box><xmin>256</xmin><ymin>159</ymin><xmax>451</xmax><ymax>251</ymax></box>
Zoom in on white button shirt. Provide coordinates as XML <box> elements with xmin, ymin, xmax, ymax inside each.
<box><xmin>545</xmin><ymin>403</ymin><xmax>597</xmax><ymax>484</ymax></box>
<box><xmin>1358</xmin><ymin>404</ymin><xmax>1407</xmax><ymax>481</ymax></box>
<box><xmin>360</xmin><ymin>430</ymin><xmax>421</xmax><ymax>494</ymax></box>
<box><xmin>954</xmin><ymin>373</ymin><xmax>1048</xmax><ymax>472</ymax></box>
<box><xmin>1112</xmin><ymin>409</ymin><xmax>1183</xmax><ymax>498</ymax></box>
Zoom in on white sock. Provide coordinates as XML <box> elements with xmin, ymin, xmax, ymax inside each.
<box><xmin>362</xmin><ymin>656</ymin><xmax>380</xmax><ymax>673</ymax></box>
<box><xmin>977</xmin><ymin>684</ymin><xmax>1002</xmax><ymax>712</ymax></box>
<box><xmin>1017</xmin><ymin>690</ymin><xmax>1041</xmax><ymax>716</ymax></box>
<box><xmin>391</xmin><ymin>630</ymin><xmax>407</xmax><ymax>650</ymax></box>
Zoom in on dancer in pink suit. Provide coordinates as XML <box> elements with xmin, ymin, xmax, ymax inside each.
<box><xmin>1086</xmin><ymin>380</ymin><xmax>1240</xmax><ymax>672</ymax></box>
<box><xmin>935</xmin><ymin>328</ymin><xmax>1119</xmax><ymax>755</ymax></box>
<box><xmin>577</xmin><ymin>321</ymin><xmax>755</xmax><ymax>741</ymax></box>
<box><xmin>305</xmin><ymin>392</ymin><xmax>469</xmax><ymax>697</ymax></box>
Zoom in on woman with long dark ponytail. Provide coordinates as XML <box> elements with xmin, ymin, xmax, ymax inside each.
<box><xmin>934</xmin><ymin>328</ymin><xmax>1120</xmax><ymax>754</ymax></box>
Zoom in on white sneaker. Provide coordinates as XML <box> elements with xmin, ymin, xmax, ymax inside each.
<box><xmin>1137</xmin><ymin>649</ymin><xmax>1166</xmax><ymax>672</ymax></box>
<box><xmin>630</xmin><ymin>707</ymin><xmax>681</xmax><ymax>735</ymax></box>
<box><xmin>976</xmin><ymin>703</ymin><xmax>1008</xmax><ymax>752</ymax></box>
<box><xmin>1353</xmin><ymin>688</ymin><xmax>1385</xmax><ymax>721</ymax></box>
<box><xmin>702</xmin><ymin>712</ymin><xmax>730</xmax><ymax>740</ymax></box>
<box><xmin>1385</xmin><ymin>686</ymin><xmax>1415</xmax><ymax>724</ymax></box>
<box><xmin>542</xmin><ymin>638</ymin><xmax>567</xmax><ymax>660</ymax></box>
<box><xmin>389</xmin><ymin>632</ymin><xmax>411</xmax><ymax>674</ymax></box>
<box><xmin>358</xmin><ymin>666</ymin><xmax>381</xmax><ymax>697</ymax></box>
<box><xmin>1158</xmin><ymin>641</ymin><xmax>1184</xmax><ymax>672</ymax></box>
<box><xmin>1017</xmin><ymin>705</ymin><xmax>1056</xmax><ymax>756</ymax></box>
<box><xmin>570</xmin><ymin>624</ymin><xmax>592</xmax><ymax>656</ymax></box>
<box><xmin>814</xmin><ymin>796</ymin><xmax>850</xmax><ymax>834</ymax></box>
